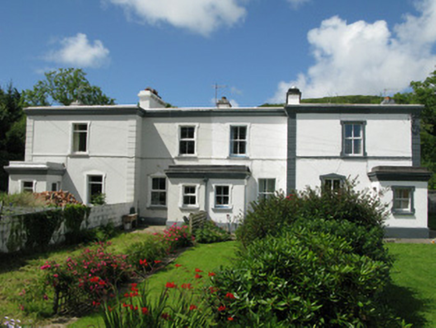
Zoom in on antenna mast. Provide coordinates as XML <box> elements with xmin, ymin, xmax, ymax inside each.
<box><xmin>213</xmin><ymin>83</ymin><xmax>227</xmax><ymax>106</ymax></box>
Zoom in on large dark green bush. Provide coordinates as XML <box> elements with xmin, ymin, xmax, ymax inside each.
<box><xmin>194</xmin><ymin>220</ymin><xmax>231</xmax><ymax>244</ymax></box>
<box><xmin>236</xmin><ymin>180</ymin><xmax>388</xmax><ymax>247</ymax></box>
<box><xmin>209</xmin><ymin>223</ymin><xmax>392</xmax><ymax>327</ymax></box>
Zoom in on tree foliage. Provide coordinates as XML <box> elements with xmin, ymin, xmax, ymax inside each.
<box><xmin>24</xmin><ymin>68</ymin><xmax>115</xmax><ymax>106</ymax></box>
<box><xmin>394</xmin><ymin>69</ymin><xmax>436</xmax><ymax>188</ymax></box>
<box><xmin>0</xmin><ymin>83</ymin><xmax>25</xmax><ymax>191</ymax></box>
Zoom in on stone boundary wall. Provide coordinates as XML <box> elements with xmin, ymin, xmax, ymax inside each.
<box><xmin>0</xmin><ymin>202</ymin><xmax>133</xmax><ymax>253</ymax></box>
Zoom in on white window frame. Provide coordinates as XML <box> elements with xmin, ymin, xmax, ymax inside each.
<box><xmin>320</xmin><ymin>173</ymin><xmax>346</xmax><ymax>192</ymax></box>
<box><xmin>341</xmin><ymin>121</ymin><xmax>366</xmax><ymax>157</ymax></box>
<box><xmin>229</xmin><ymin>125</ymin><xmax>249</xmax><ymax>157</ymax></box>
<box><xmin>20</xmin><ymin>180</ymin><xmax>35</xmax><ymax>193</ymax></box>
<box><xmin>85</xmin><ymin>173</ymin><xmax>105</xmax><ymax>205</ymax></box>
<box><xmin>178</xmin><ymin>125</ymin><xmax>197</xmax><ymax>156</ymax></box>
<box><xmin>149</xmin><ymin>176</ymin><xmax>167</xmax><ymax>208</ymax></box>
<box><xmin>392</xmin><ymin>186</ymin><xmax>415</xmax><ymax>215</ymax></box>
<box><xmin>180</xmin><ymin>184</ymin><xmax>199</xmax><ymax>209</ymax></box>
<box><xmin>51</xmin><ymin>181</ymin><xmax>61</xmax><ymax>192</ymax></box>
<box><xmin>71</xmin><ymin>122</ymin><xmax>90</xmax><ymax>155</ymax></box>
<box><xmin>258</xmin><ymin>178</ymin><xmax>276</xmax><ymax>200</ymax></box>
<box><xmin>214</xmin><ymin>185</ymin><xmax>232</xmax><ymax>209</ymax></box>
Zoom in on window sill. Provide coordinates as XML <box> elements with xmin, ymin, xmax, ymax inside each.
<box><xmin>212</xmin><ymin>206</ymin><xmax>233</xmax><ymax>212</ymax></box>
<box><xmin>176</xmin><ymin>155</ymin><xmax>198</xmax><ymax>160</ymax></box>
<box><xmin>392</xmin><ymin>210</ymin><xmax>416</xmax><ymax>217</ymax></box>
<box><xmin>179</xmin><ymin>206</ymin><xmax>200</xmax><ymax>211</ymax></box>
<box><xmin>69</xmin><ymin>152</ymin><xmax>89</xmax><ymax>158</ymax></box>
<box><xmin>228</xmin><ymin>155</ymin><xmax>249</xmax><ymax>160</ymax></box>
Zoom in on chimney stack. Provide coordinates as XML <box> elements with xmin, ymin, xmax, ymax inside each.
<box><xmin>217</xmin><ymin>96</ymin><xmax>232</xmax><ymax>108</ymax></box>
<box><xmin>286</xmin><ymin>87</ymin><xmax>301</xmax><ymax>105</ymax></box>
<box><xmin>138</xmin><ymin>88</ymin><xmax>166</xmax><ymax>109</ymax></box>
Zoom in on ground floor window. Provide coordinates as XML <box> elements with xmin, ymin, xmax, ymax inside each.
<box><xmin>182</xmin><ymin>185</ymin><xmax>197</xmax><ymax>207</ymax></box>
<box><xmin>258</xmin><ymin>179</ymin><xmax>276</xmax><ymax>200</ymax></box>
<box><xmin>151</xmin><ymin>177</ymin><xmax>166</xmax><ymax>206</ymax></box>
<box><xmin>88</xmin><ymin>175</ymin><xmax>104</xmax><ymax>204</ymax></box>
<box><xmin>392</xmin><ymin>186</ymin><xmax>415</xmax><ymax>215</ymax></box>
<box><xmin>22</xmin><ymin>181</ymin><xmax>34</xmax><ymax>193</ymax></box>
<box><xmin>320</xmin><ymin>173</ymin><xmax>346</xmax><ymax>193</ymax></box>
<box><xmin>215</xmin><ymin>185</ymin><xmax>230</xmax><ymax>208</ymax></box>
<box><xmin>51</xmin><ymin>182</ymin><xmax>60</xmax><ymax>192</ymax></box>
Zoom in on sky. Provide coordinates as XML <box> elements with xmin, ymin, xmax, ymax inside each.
<box><xmin>1</xmin><ymin>0</ymin><xmax>436</xmax><ymax>107</ymax></box>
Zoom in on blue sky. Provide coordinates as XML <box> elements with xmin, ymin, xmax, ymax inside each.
<box><xmin>1</xmin><ymin>0</ymin><xmax>436</xmax><ymax>107</ymax></box>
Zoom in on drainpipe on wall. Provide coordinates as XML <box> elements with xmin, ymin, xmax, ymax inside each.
<box><xmin>203</xmin><ymin>177</ymin><xmax>209</xmax><ymax>219</ymax></box>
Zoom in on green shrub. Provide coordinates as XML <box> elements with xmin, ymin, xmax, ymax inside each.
<box><xmin>194</xmin><ymin>220</ymin><xmax>230</xmax><ymax>244</ymax></box>
<box><xmin>125</xmin><ymin>237</ymin><xmax>167</xmax><ymax>274</ymax></box>
<box><xmin>209</xmin><ymin>223</ymin><xmax>391</xmax><ymax>327</ymax></box>
<box><xmin>63</xmin><ymin>204</ymin><xmax>91</xmax><ymax>244</ymax></box>
<box><xmin>236</xmin><ymin>180</ymin><xmax>388</xmax><ymax>247</ymax></box>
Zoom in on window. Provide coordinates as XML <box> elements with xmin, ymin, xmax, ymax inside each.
<box><xmin>179</xmin><ymin>126</ymin><xmax>196</xmax><ymax>155</ymax></box>
<box><xmin>151</xmin><ymin>177</ymin><xmax>166</xmax><ymax>206</ymax></box>
<box><xmin>88</xmin><ymin>175</ymin><xmax>103</xmax><ymax>204</ymax></box>
<box><xmin>230</xmin><ymin>126</ymin><xmax>247</xmax><ymax>156</ymax></box>
<box><xmin>320</xmin><ymin>174</ymin><xmax>345</xmax><ymax>192</ymax></box>
<box><xmin>215</xmin><ymin>185</ymin><xmax>230</xmax><ymax>208</ymax></box>
<box><xmin>182</xmin><ymin>185</ymin><xmax>197</xmax><ymax>207</ymax></box>
<box><xmin>72</xmin><ymin>123</ymin><xmax>88</xmax><ymax>153</ymax></box>
<box><xmin>392</xmin><ymin>186</ymin><xmax>415</xmax><ymax>215</ymax></box>
<box><xmin>258</xmin><ymin>179</ymin><xmax>276</xmax><ymax>200</ymax></box>
<box><xmin>51</xmin><ymin>182</ymin><xmax>60</xmax><ymax>192</ymax></box>
<box><xmin>22</xmin><ymin>181</ymin><xmax>34</xmax><ymax>193</ymax></box>
<box><xmin>341</xmin><ymin>122</ymin><xmax>366</xmax><ymax>156</ymax></box>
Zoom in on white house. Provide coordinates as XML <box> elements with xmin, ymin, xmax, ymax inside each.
<box><xmin>5</xmin><ymin>87</ymin><xmax>432</xmax><ymax>238</ymax></box>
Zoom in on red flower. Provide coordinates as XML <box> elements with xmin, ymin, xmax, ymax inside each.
<box><xmin>194</xmin><ymin>273</ymin><xmax>203</xmax><ymax>279</ymax></box>
<box><xmin>175</xmin><ymin>264</ymin><xmax>182</xmax><ymax>268</ymax></box>
<box><xmin>226</xmin><ymin>292</ymin><xmax>236</xmax><ymax>299</ymax></box>
<box><xmin>195</xmin><ymin>268</ymin><xmax>203</xmax><ymax>272</ymax></box>
<box><xmin>181</xmin><ymin>283</ymin><xmax>193</xmax><ymax>290</ymax></box>
<box><xmin>92</xmin><ymin>301</ymin><xmax>101</xmax><ymax>307</ymax></box>
<box><xmin>228</xmin><ymin>317</ymin><xmax>234</xmax><ymax>321</ymax></box>
<box><xmin>166</xmin><ymin>282</ymin><xmax>176</xmax><ymax>288</ymax></box>
<box><xmin>98</xmin><ymin>280</ymin><xmax>106</xmax><ymax>286</ymax></box>
<box><xmin>161</xmin><ymin>313</ymin><xmax>170</xmax><ymax>320</ymax></box>
<box><xmin>89</xmin><ymin>276</ymin><xmax>100</xmax><ymax>283</ymax></box>
<box><xmin>139</xmin><ymin>259</ymin><xmax>148</xmax><ymax>266</ymax></box>
<box><xmin>142</xmin><ymin>307</ymin><xmax>149</xmax><ymax>315</ymax></box>
<box><xmin>209</xmin><ymin>287</ymin><xmax>219</xmax><ymax>293</ymax></box>
<box><xmin>218</xmin><ymin>305</ymin><xmax>226</xmax><ymax>312</ymax></box>
<box><xmin>189</xmin><ymin>304</ymin><xmax>197</xmax><ymax>311</ymax></box>
<box><xmin>154</xmin><ymin>260</ymin><xmax>162</xmax><ymax>264</ymax></box>
<box><xmin>208</xmin><ymin>272</ymin><xmax>216</xmax><ymax>277</ymax></box>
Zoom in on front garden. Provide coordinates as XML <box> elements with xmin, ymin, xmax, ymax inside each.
<box><xmin>1</xmin><ymin>185</ymin><xmax>436</xmax><ymax>327</ymax></box>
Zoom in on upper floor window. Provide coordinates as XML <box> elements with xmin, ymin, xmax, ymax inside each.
<box><xmin>72</xmin><ymin>123</ymin><xmax>88</xmax><ymax>153</ymax></box>
<box><xmin>341</xmin><ymin>122</ymin><xmax>366</xmax><ymax>156</ymax></box>
<box><xmin>230</xmin><ymin>126</ymin><xmax>247</xmax><ymax>156</ymax></box>
<box><xmin>151</xmin><ymin>177</ymin><xmax>166</xmax><ymax>207</ymax></box>
<box><xmin>215</xmin><ymin>185</ymin><xmax>230</xmax><ymax>208</ymax></box>
<box><xmin>392</xmin><ymin>186</ymin><xmax>415</xmax><ymax>215</ymax></box>
<box><xmin>179</xmin><ymin>126</ymin><xmax>196</xmax><ymax>155</ymax></box>
<box><xmin>258</xmin><ymin>179</ymin><xmax>276</xmax><ymax>200</ymax></box>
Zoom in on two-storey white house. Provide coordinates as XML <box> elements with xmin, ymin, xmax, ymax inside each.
<box><xmin>5</xmin><ymin>88</ymin><xmax>432</xmax><ymax>238</ymax></box>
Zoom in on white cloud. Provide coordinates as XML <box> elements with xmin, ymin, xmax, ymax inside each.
<box><xmin>270</xmin><ymin>0</ymin><xmax>436</xmax><ymax>102</ymax></box>
<box><xmin>45</xmin><ymin>33</ymin><xmax>110</xmax><ymax>68</ymax></box>
<box><xmin>286</xmin><ymin>0</ymin><xmax>310</xmax><ymax>10</ymax></box>
<box><xmin>106</xmin><ymin>0</ymin><xmax>247</xmax><ymax>36</ymax></box>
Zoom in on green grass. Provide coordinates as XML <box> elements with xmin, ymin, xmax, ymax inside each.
<box><xmin>69</xmin><ymin>241</ymin><xmax>238</xmax><ymax>327</ymax></box>
<box><xmin>385</xmin><ymin>243</ymin><xmax>436</xmax><ymax>327</ymax></box>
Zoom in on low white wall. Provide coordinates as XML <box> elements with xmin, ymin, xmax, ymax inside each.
<box><xmin>0</xmin><ymin>202</ymin><xmax>133</xmax><ymax>253</ymax></box>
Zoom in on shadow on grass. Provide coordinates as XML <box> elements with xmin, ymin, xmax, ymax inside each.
<box><xmin>383</xmin><ymin>282</ymin><xmax>430</xmax><ymax>327</ymax></box>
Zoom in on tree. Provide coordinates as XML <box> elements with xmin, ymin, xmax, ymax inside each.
<box><xmin>0</xmin><ymin>83</ymin><xmax>25</xmax><ymax>191</ymax></box>
<box><xmin>24</xmin><ymin>68</ymin><xmax>115</xmax><ymax>106</ymax></box>
<box><xmin>394</xmin><ymin>69</ymin><xmax>436</xmax><ymax>189</ymax></box>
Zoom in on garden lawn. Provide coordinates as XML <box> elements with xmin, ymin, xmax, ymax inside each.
<box><xmin>0</xmin><ymin>230</ymin><xmax>164</xmax><ymax>325</ymax></box>
<box><xmin>385</xmin><ymin>243</ymin><xmax>436</xmax><ymax>327</ymax></box>
<box><xmin>69</xmin><ymin>241</ymin><xmax>238</xmax><ymax>328</ymax></box>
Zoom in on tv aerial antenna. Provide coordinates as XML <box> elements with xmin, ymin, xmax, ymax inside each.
<box><xmin>213</xmin><ymin>83</ymin><xmax>227</xmax><ymax>106</ymax></box>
